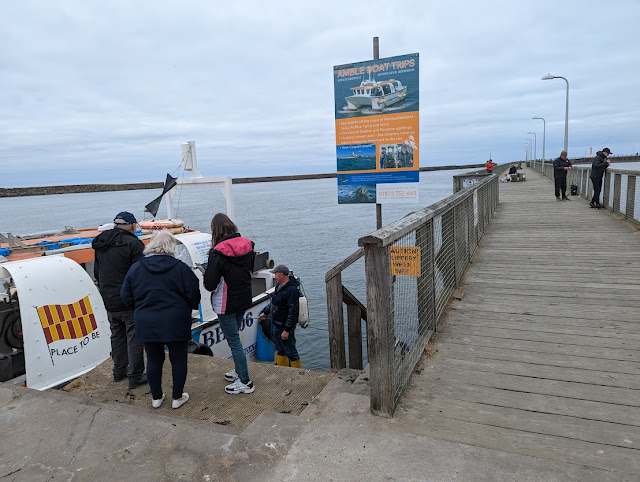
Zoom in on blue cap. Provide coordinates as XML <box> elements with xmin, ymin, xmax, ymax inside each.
<box><xmin>114</xmin><ymin>211</ymin><xmax>138</xmax><ymax>225</ymax></box>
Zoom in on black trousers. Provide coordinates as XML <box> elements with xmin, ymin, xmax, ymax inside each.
<box><xmin>554</xmin><ymin>176</ymin><xmax>567</xmax><ymax>198</ymax></box>
<box><xmin>144</xmin><ymin>341</ymin><xmax>188</xmax><ymax>400</ymax></box>
<box><xmin>591</xmin><ymin>176</ymin><xmax>603</xmax><ymax>205</ymax></box>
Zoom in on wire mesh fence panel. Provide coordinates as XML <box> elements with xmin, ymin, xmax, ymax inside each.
<box><xmin>434</xmin><ymin>209</ymin><xmax>456</xmax><ymax>319</ymax></box>
<box><xmin>454</xmin><ymin>201</ymin><xmax>469</xmax><ymax>284</ymax></box>
<box><xmin>388</xmin><ymin>229</ymin><xmax>434</xmax><ymax>405</ymax></box>
<box><xmin>619</xmin><ymin>174</ymin><xmax>627</xmax><ymax>215</ymax></box>
<box><xmin>468</xmin><ymin>196</ymin><xmax>479</xmax><ymax>256</ymax></box>
<box><xmin>608</xmin><ymin>172</ymin><xmax>615</xmax><ymax>206</ymax></box>
<box><xmin>358</xmin><ymin>175</ymin><xmax>498</xmax><ymax>416</ymax></box>
<box><xmin>633</xmin><ymin>176</ymin><xmax>639</xmax><ymax>222</ymax></box>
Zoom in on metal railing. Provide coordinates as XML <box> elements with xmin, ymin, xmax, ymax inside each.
<box><xmin>349</xmin><ymin>174</ymin><xmax>499</xmax><ymax>416</ymax></box>
<box><xmin>532</xmin><ymin>160</ymin><xmax>640</xmax><ymax>226</ymax></box>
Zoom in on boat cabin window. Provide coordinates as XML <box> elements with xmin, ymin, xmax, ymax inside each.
<box><xmin>383</xmin><ymin>84</ymin><xmax>392</xmax><ymax>94</ymax></box>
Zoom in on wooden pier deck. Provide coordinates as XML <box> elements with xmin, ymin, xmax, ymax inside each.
<box><xmin>395</xmin><ymin>169</ymin><xmax>640</xmax><ymax>478</ymax></box>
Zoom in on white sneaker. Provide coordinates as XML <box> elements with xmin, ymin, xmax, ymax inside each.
<box><xmin>152</xmin><ymin>393</ymin><xmax>165</xmax><ymax>409</ymax></box>
<box><xmin>224</xmin><ymin>368</ymin><xmax>239</xmax><ymax>382</ymax></box>
<box><xmin>172</xmin><ymin>392</ymin><xmax>189</xmax><ymax>409</ymax></box>
<box><xmin>224</xmin><ymin>379</ymin><xmax>255</xmax><ymax>395</ymax></box>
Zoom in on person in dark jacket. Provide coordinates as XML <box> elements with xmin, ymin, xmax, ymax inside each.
<box><xmin>590</xmin><ymin>148</ymin><xmax>612</xmax><ymax>208</ymax></box>
<box><xmin>553</xmin><ymin>151</ymin><xmax>572</xmax><ymax>201</ymax></box>
<box><xmin>121</xmin><ymin>229</ymin><xmax>200</xmax><ymax>409</ymax></box>
<box><xmin>397</xmin><ymin>145</ymin><xmax>413</xmax><ymax>168</ymax></box>
<box><xmin>92</xmin><ymin>211</ymin><xmax>146</xmax><ymax>388</ymax></box>
<box><xmin>259</xmin><ymin>265</ymin><xmax>301</xmax><ymax>368</ymax></box>
<box><xmin>204</xmin><ymin>213</ymin><xmax>256</xmax><ymax>395</ymax></box>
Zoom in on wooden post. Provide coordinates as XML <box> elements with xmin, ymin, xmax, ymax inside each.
<box><xmin>347</xmin><ymin>304</ymin><xmax>363</xmax><ymax>370</ymax></box>
<box><xmin>326</xmin><ymin>273</ymin><xmax>346</xmax><ymax>372</ymax></box>
<box><xmin>364</xmin><ymin>242</ymin><xmax>394</xmax><ymax>416</ymax></box>
<box><xmin>626</xmin><ymin>175</ymin><xmax>636</xmax><ymax>221</ymax></box>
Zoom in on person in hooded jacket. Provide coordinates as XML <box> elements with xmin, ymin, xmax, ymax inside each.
<box><xmin>92</xmin><ymin>211</ymin><xmax>146</xmax><ymax>388</ymax></box>
<box><xmin>259</xmin><ymin>265</ymin><xmax>301</xmax><ymax>368</ymax></box>
<box><xmin>552</xmin><ymin>151</ymin><xmax>572</xmax><ymax>201</ymax></box>
<box><xmin>121</xmin><ymin>229</ymin><xmax>200</xmax><ymax>409</ymax></box>
<box><xmin>204</xmin><ymin>213</ymin><xmax>256</xmax><ymax>395</ymax></box>
<box><xmin>590</xmin><ymin>148</ymin><xmax>612</xmax><ymax>208</ymax></box>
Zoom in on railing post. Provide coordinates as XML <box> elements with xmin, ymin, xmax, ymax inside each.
<box><xmin>326</xmin><ymin>273</ymin><xmax>346</xmax><ymax>372</ymax></box>
<box><xmin>363</xmin><ymin>242</ymin><xmax>394</xmax><ymax>417</ymax></box>
<box><xmin>627</xmin><ymin>175</ymin><xmax>636</xmax><ymax>221</ymax></box>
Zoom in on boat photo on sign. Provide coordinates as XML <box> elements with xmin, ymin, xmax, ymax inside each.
<box><xmin>333</xmin><ymin>53</ymin><xmax>420</xmax><ymax>204</ymax></box>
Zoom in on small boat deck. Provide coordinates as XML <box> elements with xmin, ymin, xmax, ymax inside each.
<box><xmin>394</xmin><ymin>169</ymin><xmax>640</xmax><ymax>477</ymax></box>
<box><xmin>64</xmin><ymin>355</ymin><xmax>333</xmax><ymax>429</ymax></box>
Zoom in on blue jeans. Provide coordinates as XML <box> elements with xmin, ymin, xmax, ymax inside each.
<box><xmin>144</xmin><ymin>341</ymin><xmax>188</xmax><ymax>400</ymax></box>
<box><xmin>272</xmin><ymin>324</ymin><xmax>299</xmax><ymax>361</ymax></box>
<box><xmin>218</xmin><ymin>313</ymin><xmax>250</xmax><ymax>384</ymax></box>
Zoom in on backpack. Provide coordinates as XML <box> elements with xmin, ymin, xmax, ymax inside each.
<box><xmin>295</xmin><ymin>276</ymin><xmax>309</xmax><ymax>328</ymax></box>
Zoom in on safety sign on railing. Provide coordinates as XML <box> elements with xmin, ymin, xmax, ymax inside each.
<box><xmin>390</xmin><ymin>246</ymin><xmax>421</xmax><ymax>276</ymax></box>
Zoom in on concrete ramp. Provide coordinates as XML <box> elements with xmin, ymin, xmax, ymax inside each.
<box><xmin>63</xmin><ymin>354</ymin><xmax>333</xmax><ymax>429</ymax></box>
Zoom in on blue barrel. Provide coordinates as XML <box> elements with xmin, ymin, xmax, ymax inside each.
<box><xmin>255</xmin><ymin>325</ymin><xmax>274</xmax><ymax>362</ymax></box>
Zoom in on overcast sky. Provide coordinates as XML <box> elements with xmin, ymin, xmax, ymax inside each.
<box><xmin>1</xmin><ymin>1</ymin><xmax>638</xmax><ymax>187</ymax></box>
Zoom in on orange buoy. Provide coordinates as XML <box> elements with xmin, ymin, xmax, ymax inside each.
<box><xmin>139</xmin><ymin>219</ymin><xmax>185</xmax><ymax>234</ymax></box>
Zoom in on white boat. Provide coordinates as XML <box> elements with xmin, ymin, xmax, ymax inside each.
<box><xmin>345</xmin><ymin>77</ymin><xmax>407</xmax><ymax>111</ymax></box>
<box><xmin>0</xmin><ymin>141</ymin><xmax>281</xmax><ymax>390</ymax></box>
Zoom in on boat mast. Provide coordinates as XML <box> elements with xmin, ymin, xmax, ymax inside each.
<box><xmin>165</xmin><ymin>141</ymin><xmax>236</xmax><ymax>221</ymax></box>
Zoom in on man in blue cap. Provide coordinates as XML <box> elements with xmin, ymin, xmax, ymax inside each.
<box><xmin>92</xmin><ymin>211</ymin><xmax>146</xmax><ymax>388</ymax></box>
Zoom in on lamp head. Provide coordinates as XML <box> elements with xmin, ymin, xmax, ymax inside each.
<box><xmin>541</xmin><ymin>74</ymin><xmax>555</xmax><ymax>80</ymax></box>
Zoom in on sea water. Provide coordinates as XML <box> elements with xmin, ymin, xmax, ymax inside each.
<box><xmin>3</xmin><ymin>164</ymin><xmax>638</xmax><ymax>370</ymax></box>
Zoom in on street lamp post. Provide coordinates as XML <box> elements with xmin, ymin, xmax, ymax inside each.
<box><xmin>532</xmin><ymin>116</ymin><xmax>546</xmax><ymax>166</ymax></box>
<box><xmin>541</xmin><ymin>74</ymin><xmax>569</xmax><ymax>153</ymax></box>
<box><xmin>527</xmin><ymin>132</ymin><xmax>537</xmax><ymax>160</ymax></box>
<box><xmin>524</xmin><ymin>140</ymin><xmax>532</xmax><ymax>163</ymax></box>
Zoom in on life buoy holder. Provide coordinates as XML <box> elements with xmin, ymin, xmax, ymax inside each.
<box><xmin>139</xmin><ymin>219</ymin><xmax>185</xmax><ymax>234</ymax></box>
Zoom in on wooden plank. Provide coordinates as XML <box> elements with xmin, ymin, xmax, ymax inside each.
<box><xmin>398</xmin><ymin>393</ymin><xmax>640</xmax><ymax>450</ymax></box>
<box><xmin>402</xmin><ymin>374</ymin><xmax>640</xmax><ymax>427</ymax></box>
<box><xmin>392</xmin><ymin>411</ymin><xmax>640</xmax><ymax>476</ymax></box>
<box><xmin>418</xmin><ymin>363</ymin><xmax>640</xmax><ymax>407</ymax></box>
<box><xmin>440</xmin><ymin>325</ymin><xmax>639</xmax><ymax>350</ymax></box>
<box><xmin>442</xmin><ymin>333</ymin><xmax>640</xmax><ymax>362</ymax></box>
<box><xmin>431</xmin><ymin>356</ymin><xmax>640</xmax><ymax>390</ymax></box>
<box><xmin>442</xmin><ymin>318</ymin><xmax>640</xmax><ymax>340</ymax></box>
<box><xmin>436</xmin><ymin>341</ymin><xmax>640</xmax><ymax>376</ymax></box>
<box><xmin>325</xmin><ymin>273</ymin><xmax>345</xmax><ymax>372</ymax></box>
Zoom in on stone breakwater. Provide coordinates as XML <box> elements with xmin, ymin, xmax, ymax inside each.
<box><xmin>0</xmin><ymin>165</ymin><xmax>486</xmax><ymax>198</ymax></box>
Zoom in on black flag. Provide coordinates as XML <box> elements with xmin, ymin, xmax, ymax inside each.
<box><xmin>144</xmin><ymin>174</ymin><xmax>177</xmax><ymax>217</ymax></box>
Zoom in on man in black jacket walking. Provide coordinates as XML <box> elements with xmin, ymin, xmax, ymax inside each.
<box><xmin>92</xmin><ymin>211</ymin><xmax>146</xmax><ymax>387</ymax></box>
<box><xmin>553</xmin><ymin>151</ymin><xmax>572</xmax><ymax>201</ymax></box>
<box><xmin>590</xmin><ymin>148</ymin><xmax>612</xmax><ymax>208</ymax></box>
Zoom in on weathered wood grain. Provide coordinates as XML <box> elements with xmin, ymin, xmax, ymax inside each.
<box><xmin>394</xmin><ymin>169</ymin><xmax>640</xmax><ymax>476</ymax></box>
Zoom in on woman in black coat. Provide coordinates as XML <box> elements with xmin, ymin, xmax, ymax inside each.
<box><xmin>121</xmin><ymin>229</ymin><xmax>201</xmax><ymax>409</ymax></box>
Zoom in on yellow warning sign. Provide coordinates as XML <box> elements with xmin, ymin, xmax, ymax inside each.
<box><xmin>390</xmin><ymin>246</ymin><xmax>421</xmax><ymax>276</ymax></box>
